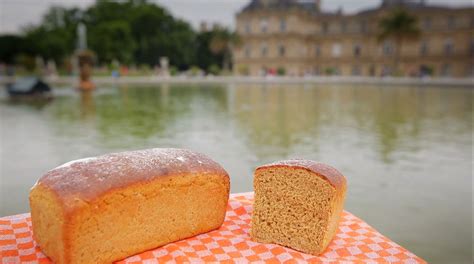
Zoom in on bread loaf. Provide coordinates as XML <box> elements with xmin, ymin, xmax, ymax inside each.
<box><xmin>251</xmin><ymin>160</ymin><xmax>346</xmax><ymax>255</ymax></box>
<box><xmin>29</xmin><ymin>148</ymin><xmax>230</xmax><ymax>264</ymax></box>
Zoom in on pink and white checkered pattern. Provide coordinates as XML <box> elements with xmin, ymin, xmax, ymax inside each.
<box><xmin>0</xmin><ymin>192</ymin><xmax>425</xmax><ymax>263</ymax></box>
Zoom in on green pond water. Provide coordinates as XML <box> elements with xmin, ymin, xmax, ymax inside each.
<box><xmin>0</xmin><ymin>83</ymin><xmax>472</xmax><ymax>263</ymax></box>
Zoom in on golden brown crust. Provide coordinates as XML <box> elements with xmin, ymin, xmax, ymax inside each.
<box><xmin>255</xmin><ymin>159</ymin><xmax>346</xmax><ymax>191</ymax></box>
<box><xmin>30</xmin><ymin>148</ymin><xmax>230</xmax><ymax>264</ymax></box>
<box><xmin>35</xmin><ymin>148</ymin><xmax>229</xmax><ymax>213</ymax></box>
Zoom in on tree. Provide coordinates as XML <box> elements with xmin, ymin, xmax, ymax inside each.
<box><xmin>86</xmin><ymin>0</ymin><xmax>196</xmax><ymax>68</ymax></box>
<box><xmin>208</xmin><ymin>28</ymin><xmax>240</xmax><ymax>71</ymax></box>
<box><xmin>195</xmin><ymin>31</ymin><xmax>223</xmax><ymax>72</ymax></box>
<box><xmin>1</xmin><ymin>0</ymin><xmax>236</xmax><ymax>71</ymax></box>
<box><xmin>378</xmin><ymin>8</ymin><xmax>420</xmax><ymax>74</ymax></box>
<box><xmin>0</xmin><ymin>35</ymin><xmax>26</xmax><ymax>64</ymax></box>
<box><xmin>23</xmin><ymin>26</ymin><xmax>73</xmax><ymax>63</ymax></box>
<box><xmin>19</xmin><ymin>6</ymin><xmax>83</xmax><ymax>64</ymax></box>
<box><xmin>85</xmin><ymin>0</ymin><xmax>133</xmax><ymax>25</ymax></box>
<box><xmin>88</xmin><ymin>21</ymin><xmax>135</xmax><ymax>64</ymax></box>
<box><xmin>128</xmin><ymin>4</ymin><xmax>195</xmax><ymax>69</ymax></box>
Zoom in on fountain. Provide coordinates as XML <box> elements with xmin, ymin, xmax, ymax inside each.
<box><xmin>75</xmin><ymin>23</ymin><xmax>95</xmax><ymax>91</ymax></box>
<box><xmin>160</xmin><ymin>57</ymin><xmax>170</xmax><ymax>77</ymax></box>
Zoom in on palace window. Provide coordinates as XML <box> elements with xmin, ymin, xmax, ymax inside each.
<box><xmin>245</xmin><ymin>22</ymin><xmax>251</xmax><ymax>34</ymax></box>
<box><xmin>352</xmin><ymin>65</ymin><xmax>361</xmax><ymax>76</ymax></box>
<box><xmin>441</xmin><ymin>63</ymin><xmax>451</xmax><ymax>77</ymax></box>
<box><xmin>245</xmin><ymin>45</ymin><xmax>251</xmax><ymax>58</ymax></box>
<box><xmin>444</xmin><ymin>38</ymin><xmax>454</xmax><ymax>55</ymax></box>
<box><xmin>353</xmin><ymin>44</ymin><xmax>361</xmax><ymax>57</ymax></box>
<box><xmin>383</xmin><ymin>41</ymin><xmax>393</xmax><ymax>56</ymax></box>
<box><xmin>369</xmin><ymin>65</ymin><xmax>376</xmax><ymax>76</ymax></box>
<box><xmin>332</xmin><ymin>43</ymin><xmax>342</xmax><ymax>57</ymax></box>
<box><xmin>260</xmin><ymin>18</ymin><xmax>268</xmax><ymax>33</ymax></box>
<box><xmin>322</xmin><ymin>22</ymin><xmax>328</xmax><ymax>34</ymax></box>
<box><xmin>382</xmin><ymin>65</ymin><xmax>392</xmax><ymax>76</ymax></box>
<box><xmin>313</xmin><ymin>66</ymin><xmax>321</xmax><ymax>75</ymax></box>
<box><xmin>278</xmin><ymin>44</ymin><xmax>285</xmax><ymax>57</ymax></box>
<box><xmin>280</xmin><ymin>18</ymin><xmax>287</xmax><ymax>32</ymax></box>
<box><xmin>360</xmin><ymin>20</ymin><xmax>367</xmax><ymax>33</ymax></box>
<box><xmin>423</xmin><ymin>17</ymin><xmax>431</xmax><ymax>30</ymax></box>
<box><xmin>448</xmin><ymin>16</ymin><xmax>455</xmax><ymax>29</ymax></box>
<box><xmin>261</xmin><ymin>43</ymin><xmax>268</xmax><ymax>57</ymax></box>
<box><xmin>341</xmin><ymin>21</ymin><xmax>347</xmax><ymax>33</ymax></box>
<box><xmin>315</xmin><ymin>44</ymin><xmax>321</xmax><ymax>57</ymax></box>
<box><xmin>420</xmin><ymin>40</ymin><xmax>428</xmax><ymax>56</ymax></box>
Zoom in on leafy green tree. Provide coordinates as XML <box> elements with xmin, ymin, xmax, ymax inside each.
<box><xmin>0</xmin><ymin>35</ymin><xmax>26</xmax><ymax>64</ymax></box>
<box><xmin>208</xmin><ymin>28</ymin><xmax>240</xmax><ymax>71</ymax></box>
<box><xmin>86</xmin><ymin>0</ymin><xmax>195</xmax><ymax>68</ymax></box>
<box><xmin>378</xmin><ymin>8</ymin><xmax>420</xmax><ymax>73</ymax></box>
<box><xmin>129</xmin><ymin>4</ymin><xmax>195</xmax><ymax>69</ymax></box>
<box><xmin>88</xmin><ymin>21</ymin><xmax>135</xmax><ymax>64</ymax></box>
<box><xmin>85</xmin><ymin>0</ymin><xmax>133</xmax><ymax>24</ymax></box>
<box><xmin>23</xmin><ymin>26</ymin><xmax>72</xmax><ymax>63</ymax></box>
<box><xmin>195</xmin><ymin>31</ymin><xmax>223</xmax><ymax>73</ymax></box>
<box><xmin>23</xmin><ymin>6</ymin><xmax>84</xmax><ymax>61</ymax></box>
<box><xmin>0</xmin><ymin>0</ymin><xmax>238</xmax><ymax>72</ymax></box>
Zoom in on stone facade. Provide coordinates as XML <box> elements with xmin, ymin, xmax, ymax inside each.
<box><xmin>233</xmin><ymin>0</ymin><xmax>474</xmax><ymax>77</ymax></box>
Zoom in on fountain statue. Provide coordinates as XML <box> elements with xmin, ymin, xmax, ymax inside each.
<box><xmin>77</xmin><ymin>23</ymin><xmax>87</xmax><ymax>51</ymax></box>
<box><xmin>46</xmin><ymin>59</ymin><xmax>58</xmax><ymax>80</ymax></box>
<box><xmin>75</xmin><ymin>23</ymin><xmax>95</xmax><ymax>91</ymax></box>
<box><xmin>160</xmin><ymin>57</ymin><xmax>169</xmax><ymax>77</ymax></box>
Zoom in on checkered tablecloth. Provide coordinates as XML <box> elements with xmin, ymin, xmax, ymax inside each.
<box><xmin>1</xmin><ymin>192</ymin><xmax>424</xmax><ymax>263</ymax></box>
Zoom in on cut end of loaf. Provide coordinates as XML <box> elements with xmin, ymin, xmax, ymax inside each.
<box><xmin>251</xmin><ymin>162</ymin><xmax>346</xmax><ymax>255</ymax></box>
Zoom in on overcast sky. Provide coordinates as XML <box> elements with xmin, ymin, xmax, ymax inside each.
<box><xmin>0</xmin><ymin>0</ymin><xmax>471</xmax><ymax>34</ymax></box>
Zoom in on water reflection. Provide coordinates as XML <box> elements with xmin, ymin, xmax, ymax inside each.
<box><xmin>230</xmin><ymin>84</ymin><xmax>323</xmax><ymax>160</ymax></box>
<box><xmin>80</xmin><ymin>90</ymin><xmax>95</xmax><ymax>119</ymax></box>
<box><xmin>0</xmin><ymin>83</ymin><xmax>471</xmax><ymax>263</ymax></box>
<box><xmin>41</xmin><ymin>84</ymin><xmax>472</xmax><ymax>162</ymax></box>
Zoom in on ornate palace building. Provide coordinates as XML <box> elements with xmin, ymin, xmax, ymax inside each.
<box><xmin>233</xmin><ymin>0</ymin><xmax>473</xmax><ymax>77</ymax></box>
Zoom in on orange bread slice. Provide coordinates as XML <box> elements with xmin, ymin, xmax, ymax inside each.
<box><xmin>29</xmin><ymin>148</ymin><xmax>230</xmax><ymax>264</ymax></box>
<box><xmin>251</xmin><ymin>160</ymin><xmax>347</xmax><ymax>255</ymax></box>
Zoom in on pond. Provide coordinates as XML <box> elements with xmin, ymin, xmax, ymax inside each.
<box><xmin>0</xmin><ymin>83</ymin><xmax>471</xmax><ymax>263</ymax></box>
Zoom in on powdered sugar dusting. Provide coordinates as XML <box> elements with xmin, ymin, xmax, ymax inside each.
<box><xmin>56</xmin><ymin>157</ymin><xmax>98</xmax><ymax>169</ymax></box>
<box><xmin>37</xmin><ymin>148</ymin><xmax>229</xmax><ymax>204</ymax></box>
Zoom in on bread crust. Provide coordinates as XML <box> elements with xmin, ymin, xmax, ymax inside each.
<box><xmin>35</xmin><ymin>148</ymin><xmax>229</xmax><ymax>213</ymax></box>
<box><xmin>30</xmin><ymin>148</ymin><xmax>230</xmax><ymax>264</ymax></box>
<box><xmin>255</xmin><ymin>159</ymin><xmax>346</xmax><ymax>192</ymax></box>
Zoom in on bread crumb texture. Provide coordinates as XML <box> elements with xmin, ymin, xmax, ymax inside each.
<box><xmin>251</xmin><ymin>160</ymin><xmax>347</xmax><ymax>255</ymax></box>
<box><xmin>29</xmin><ymin>148</ymin><xmax>230</xmax><ymax>264</ymax></box>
